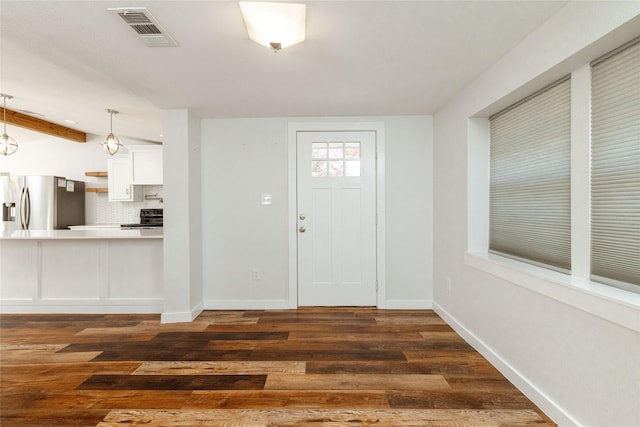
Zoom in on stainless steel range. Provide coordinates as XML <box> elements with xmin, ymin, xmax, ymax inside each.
<box><xmin>121</xmin><ymin>208</ymin><xmax>163</xmax><ymax>229</ymax></box>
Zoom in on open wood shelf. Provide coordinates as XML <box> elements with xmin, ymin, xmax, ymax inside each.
<box><xmin>85</xmin><ymin>188</ymin><xmax>108</xmax><ymax>193</ymax></box>
<box><xmin>85</xmin><ymin>171</ymin><xmax>108</xmax><ymax>177</ymax></box>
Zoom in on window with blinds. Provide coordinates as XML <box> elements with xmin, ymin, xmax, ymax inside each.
<box><xmin>489</xmin><ymin>77</ymin><xmax>572</xmax><ymax>271</ymax></box>
<box><xmin>591</xmin><ymin>38</ymin><xmax>640</xmax><ymax>290</ymax></box>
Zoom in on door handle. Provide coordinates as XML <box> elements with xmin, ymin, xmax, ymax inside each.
<box><xmin>24</xmin><ymin>188</ymin><xmax>31</xmax><ymax>229</ymax></box>
<box><xmin>299</xmin><ymin>226</ymin><xmax>306</xmax><ymax>233</ymax></box>
<box><xmin>20</xmin><ymin>187</ymin><xmax>31</xmax><ymax>229</ymax></box>
<box><xmin>19</xmin><ymin>188</ymin><xmax>25</xmax><ymax>228</ymax></box>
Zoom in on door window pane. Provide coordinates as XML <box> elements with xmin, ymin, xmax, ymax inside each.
<box><xmin>329</xmin><ymin>142</ymin><xmax>344</xmax><ymax>159</ymax></box>
<box><xmin>345</xmin><ymin>160</ymin><xmax>361</xmax><ymax>177</ymax></box>
<box><xmin>345</xmin><ymin>142</ymin><xmax>361</xmax><ymax>159</ymax></box>
<box><xmin>312</xmin><ymin>160</ymin><xmax>327</xmax><ymax>177</ymax></box>
<box><xmin>329</xmin><ymin>161</ymin><xmax>344</xmax><ymax>177</ymax></box>
<box><xmin>312</xmin><ymin>142</ymin><xmax>327</xmax><ymax>159</ymax></box>
<box><xmin>311</xmin><ymin>142</ymin><xmax>361</xmax><ymax>177</ymax></box>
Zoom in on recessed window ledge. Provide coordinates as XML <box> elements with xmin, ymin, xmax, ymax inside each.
<box><xmin>465</xmin><ymin>252</ymin><xmax>640</xmax><ymax>333</ymax></box>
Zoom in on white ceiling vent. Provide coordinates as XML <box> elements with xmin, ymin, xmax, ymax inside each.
<box><xmin>108</xmin><ymin>7</ymin><xmax>178</xmax><ymax>47</ymax></box>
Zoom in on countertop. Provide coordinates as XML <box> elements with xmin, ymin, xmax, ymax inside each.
<box><xmin>68</xmin><ymin>224</ymin><xmax>121</xmax><ymax>230</ymax></box>
<box><xmin>0</xmin><ymin>229</ymin><xmax>163</xmax><ymax>240</ymax></box>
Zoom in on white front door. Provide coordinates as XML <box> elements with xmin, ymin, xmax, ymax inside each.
<box><xmin>296</xmin><ymin>131</ymin><xmax>377</xmax><ymax>306</ymax></box>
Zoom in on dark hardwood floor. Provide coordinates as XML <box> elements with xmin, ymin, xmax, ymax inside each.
<box><xmin>0</xmin><ymin>309</ymin><xmax>556</xmax><ymax>426</ymax></box>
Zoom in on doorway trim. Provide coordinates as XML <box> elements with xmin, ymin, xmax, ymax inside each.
<box><xmin>288</xmin><ymin>122</ymin><xmax>386</xmax><ymax>308</ymax></box>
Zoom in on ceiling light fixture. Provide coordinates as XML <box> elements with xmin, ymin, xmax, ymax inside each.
<box><xmin>239</xmin><ymin>1</ymin><xmax>306</xmax><ymax>52</ymax></box>
<box><xmin>101</xmin><ymin>109</ymin><xmax>123</xmax><ymax>155</ymax></box>
<box><xmin>0</xmin><ymin>94</ymin><xmax>18</xmax><ymax>156</ymax></box>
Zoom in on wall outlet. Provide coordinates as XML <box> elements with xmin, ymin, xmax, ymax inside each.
<box><xmin>252</xmin><ymin>268</ymin><xmax>261</xmax><ymax>281</ymax></box>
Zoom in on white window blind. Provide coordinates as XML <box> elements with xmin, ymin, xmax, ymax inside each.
<box><xmin>591</xmin><ymin>38</ymin><xmax>640</xmax><ymax>290</ymax></box>
<box><xmin>489</xmin><ymin>77</ymin><xmax>572</xmax><ymax>271</ymax></box>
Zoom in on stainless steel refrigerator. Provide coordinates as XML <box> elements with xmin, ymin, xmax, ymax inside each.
<box><xmin>1</xmin><ymin>175</ymin><xmax>85</xmax><ymax>231</ymax></box>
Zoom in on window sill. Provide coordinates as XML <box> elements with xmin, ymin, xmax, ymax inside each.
<box><xmin>465</xmin><ymin>252</ymin><xmax>640</xmax><ymax>332</ymax></box>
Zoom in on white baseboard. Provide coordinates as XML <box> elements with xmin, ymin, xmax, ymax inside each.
<box><xmin>0</xmin><ymin>300</ymin><xmax>163</xmax><ymax>314</ymax></box>
<box><xmin>204</xmin><ymin>299</ymin><xmax>290</xmax><ymax>310</ymax></box>
<box><xmin>380</xmin><ymin>299</ymin><xmax>433</xmax><ymax>309</ymax></box>
<box><xmin>433</xmin><ymin>302</ymin><xmax>578</xmax><ymax>427</ymax></box>
<box><xmin>161</xmin><ymin>301</ymin><xmax>203</xmax><ymax>323</ymax></box>
<box><xmin>203</xmin><ymin>299</ymin><xmax>433</xmax><ymax>311</ymax></box>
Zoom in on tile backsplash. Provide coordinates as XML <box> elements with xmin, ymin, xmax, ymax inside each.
<box><xmin>85</xmin><ymin>185</ymin><xmax>164</xmax><ymax>225</ymax></box>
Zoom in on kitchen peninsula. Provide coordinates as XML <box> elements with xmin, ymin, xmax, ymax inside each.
<box><xmin>0</xmin><ymin>229</ymin><xmax>163</xmax><ymax>313</ymax></box>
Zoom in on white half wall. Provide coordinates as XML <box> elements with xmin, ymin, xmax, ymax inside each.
<box><xmin>201</xmin><ymin>116</ymin><xmax>432</xmax><ymax>309</ymax></box>
<box><xmin>0</xmin><ymin>238</ymin><xmax>163</xmax><ymax>313</ymax></box>
<box><xmin>433</xmin><ymin>3</ymin><xmax>640</xmax><ymax>426</ymax></box>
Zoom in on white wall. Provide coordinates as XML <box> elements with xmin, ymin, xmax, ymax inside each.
<box><xmin>162</xmin><ymin>109</ymin><xmax>202</xmax><ymax>322</ymax></box>
<box><xmin>0</xmin><ymin>133</ymin><xmax>162</xmax><ymax>224</ymax></box>
<box><xmin>201</xmin><ymin>116</ymin><xmax>432</xmax><ymax>309</ymax></box>
<box><xmin>383</xmin><ymin>116</ymin><xmax>433</xmax><ymax>305</ymax></box>
<box><xmin>0</xmin><ymin>133</ymin><xmax>107</xmax><ymax>182</ymax></box>
<box><xmin>433</xmin><ymin>2</ymin><xmax>640</xmax><ymax>426</ymax></box>
<box><xmin>188</xmin><ymin>111</ymin><xmax>203</xmax><ymax>313</ymax></box>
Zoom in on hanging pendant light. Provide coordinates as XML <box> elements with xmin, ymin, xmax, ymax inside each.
<box><xmin>101</xmin><ymin>108</ymin><xmax>123</xmax><ymax>155</ymax></box>
<box><xmin>0</xmin><ymin>94</ymin><xmax>18</xmax><ymax>156</ymax></box>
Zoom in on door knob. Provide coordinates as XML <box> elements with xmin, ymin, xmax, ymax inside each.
<box><xmin>299</xmin><ymin>214</ymin><xmax>306</xmax><ymax>220</ymax></box>
<box><xmin>299</xmin><ymin>226</ymin><xmax>306</xmax><ymax>233</ymax></box>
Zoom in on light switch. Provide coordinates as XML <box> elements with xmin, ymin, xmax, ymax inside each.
<box><xmin>261</xmin><ymin>194</ymin><xmax>272</xmax><ymax>205</ymax></box>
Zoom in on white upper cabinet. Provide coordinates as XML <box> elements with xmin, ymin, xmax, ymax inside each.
<box><xmin>131</xmin><ymin>149</ymin><xmax>163</xmax><ymax>185</ymax></box>
<box><xmin>108</xmin><ymin>156</ymin><xmax>137</xmax><ymax>201</ymax></box>
<box><xmin>106</xmin><ymin>146</ymin><xmax>162</xmax><ymax>202</ymax></box>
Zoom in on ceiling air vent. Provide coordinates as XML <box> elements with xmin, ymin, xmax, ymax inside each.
<box><xmin>108</xmin><ymin>7</ymin><xmax>178</xmax><ymax>47</ymax></box>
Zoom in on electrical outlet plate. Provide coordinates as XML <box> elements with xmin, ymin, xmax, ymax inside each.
<box><xmin>261</xmin><ymin>194</ymin><xmax>272</xmax><ymax>205</ymax></box>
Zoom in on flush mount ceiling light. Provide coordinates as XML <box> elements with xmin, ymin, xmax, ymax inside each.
<box><xmin>101</xmin><ymin>109</ymin><xmax>123</xmax><ymax>155</ymax></box>
<box><xmin>239</xmin><ymin>1</ymin><xmax>306</xmax><ymax>52</ymax></box>
<box><xmin>0</xmin><ymin>94</ymin><xmax>18</xmax><ymax>156</ymax></box>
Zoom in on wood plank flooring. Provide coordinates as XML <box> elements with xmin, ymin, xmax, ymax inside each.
<box><xmin>0</xmin><ymin>309</ymin><xmax>556</xmax><ymax>426</ymax></box>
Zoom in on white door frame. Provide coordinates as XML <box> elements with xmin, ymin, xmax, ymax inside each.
<box><xmin>288</xmin><ymin>122</ymin><xmax>386</xmax><ymax>308</ymax></box>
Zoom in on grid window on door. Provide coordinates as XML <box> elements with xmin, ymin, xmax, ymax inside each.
<box><xmin>312</xmin><ymin>142</ymin><xmax>361</xmax><ymax>177</ymax></box>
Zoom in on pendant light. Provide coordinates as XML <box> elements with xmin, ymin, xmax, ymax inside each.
<box><xmin>101</xmin><ymin>108</ymin><xmax>123</xmax><ymax>155</ymax></box>
<box><xmin>0</xmin><ymin>94</ymin><xmax>18</xmax><ymax>156</ymax></box>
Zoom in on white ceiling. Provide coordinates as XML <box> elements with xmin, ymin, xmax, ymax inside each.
<box><xmin>0</xmin><ymin>0</ymin><xmax>567</xmax><ymax>143</ymax></box>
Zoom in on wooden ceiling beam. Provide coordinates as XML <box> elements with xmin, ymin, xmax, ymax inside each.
<box><xmin>1</xmin><ymin>107</ymin><xmax>87</xmax><ymax>143</ymax></box>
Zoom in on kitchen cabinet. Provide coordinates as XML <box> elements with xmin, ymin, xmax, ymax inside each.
<box><xmin>106</xmin><ymin>146</ymin><xmax>162</xmax><ymax>201</ymax></box>
<box><xmin>108</xmin><ymin>157</ymin><xmax>140</xmax><ymax>201</ymax></box>
<box><xmin>131</xmin><ymin>149</ymin><xmax>163</xmax><ymax>185</ymax></box>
